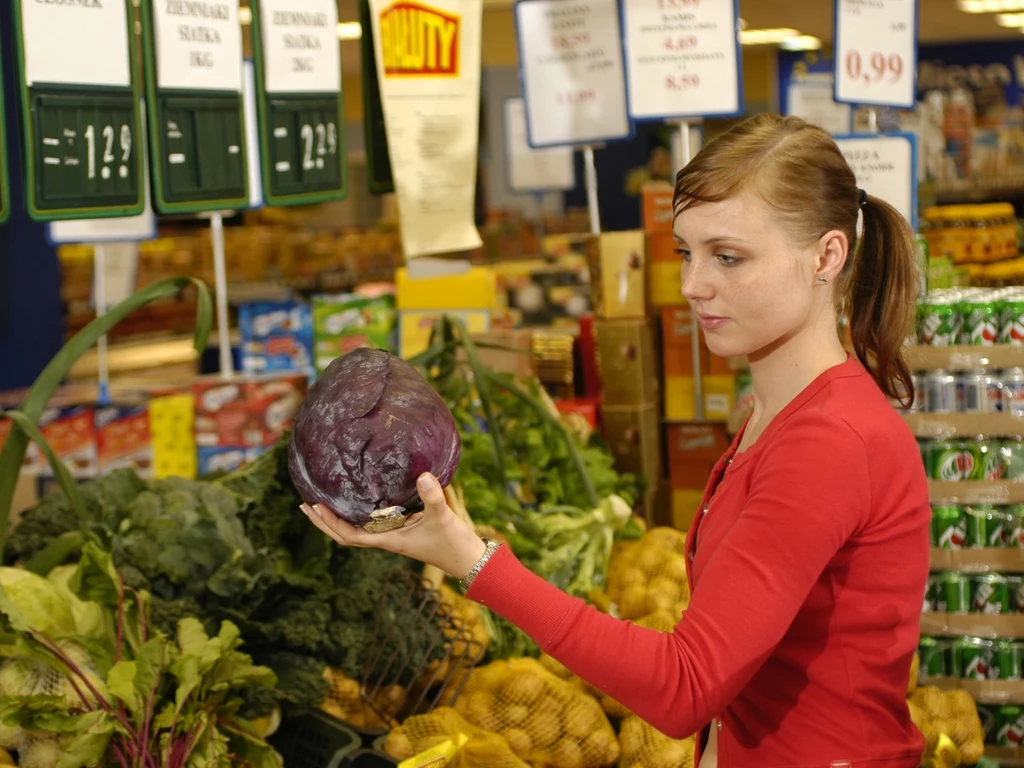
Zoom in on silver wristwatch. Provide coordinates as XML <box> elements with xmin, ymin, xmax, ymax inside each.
<box><xmin>459</xmin><ymin>538</ymin><xmax>500</xmax><ymax>591</ymax></box>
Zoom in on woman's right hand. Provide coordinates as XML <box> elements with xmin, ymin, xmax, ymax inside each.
<box><xmin>300</xmin><ymin>472</ymin><xmax>490</xmax><ymax>581</ymax></box>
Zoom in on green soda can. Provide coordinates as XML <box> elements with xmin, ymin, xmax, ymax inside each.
<box><xmin>962</xmin><ymin>300</ymin><xmax>1001</xmax><ymax>345</ymax></box>
<box><xmin>1002</xmin><ymin>439</ymin><xmax>1024</xmax><ymax>480</ymax></box>
<box><xmin>997</xmin><ymin>704</ymin><xmax>1024</xmax><ymax>746</ymax></box>
<box><xmin>977</xmin><ymin>439</ymin><xmax>1008</xmax><ymax>481</ymax></box>
<box><xmin>919</xmin><ymin>299</ymin><xmax>961</xmax><ymax>347</ymax></box>
<box><xmin>936</xmin><ymin>572</ymin><xmax>970</xmax><ymax>614</ymax></box>
<box><xmin>967</xmin><ymin>504</ymin><xmax>1005</xmax><ymax>548</ymax></box>
<box><xmin>955</xmin><ymin>636</ymin><xmax>995</xmax><ymax>679</ymax></box>
<box><xmin>932</xmin><ymin>505</ymin><xmax>967</xmax><ymax>549</ymax></box>
<box><xmin>933</xmin><ymin>440</ymin><xmax>972</xmax><ymax>482</ymax></box>
<box><xmin>916</xmin><ymin>235</ymin><xmax>929</xmax><ymax>299</ymax></box>
<box><xmin>1000</xmin><ymin>298</ymin><xmax>1024</xmax><ymax>346</ymax></box>
<box><xmin>918</xmin><ymin>637</ymin><xmax>947</xmax><ymax>680</ymax></box>
<box><xmin>1008</xmin><ymin>575</ymin><xmax>1024</xmax><ymax>613</ymax></box>
<box><xmin>1006</xmin><ymin>506</ymin><xmax>1024</xmax><ymax>549</ymax></box>
<box><xmin>978</xmin><ymin>704</ymin><xmax>999</xmax><ymax>745</ymax></box>
<box><xmin>995</xmin><ymin>639</ymin><xmax>1023</xmax><ymax>680</ymax></box>
<box><xmin>973</xmin><ymin>573</ymin><xmax>1012</xmax><ymax>614</ymax></box>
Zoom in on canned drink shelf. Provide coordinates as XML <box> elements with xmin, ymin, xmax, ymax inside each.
<box><xmin>906</xmin><ymin>345</ymin><xmax>1024</xmax><ymax>372</ymax></box>
<box><xmin>925</xmin><ymin>676</ymin><xmax>1024</xmax><ymax>706</ymax></box>
<box><xmin>905</xmin><ymin>413</ymin><xmax>1024</xmax><ymax>439</ymax></box>
<box><xmin>931</xmin><ymin>548</ymin><xmax>1024</xmax><ymax>573</ymax></box>
<box><xmin>980</xmin><ymin>746</ymin><xmax>1024</xmax><ymax>767</ymax></box>
<box><xmin>921</xmin><ymin>613</ymin><xmax>1024</xmax><ymax>640</ymax></box>
<box><xmin>929</xmin><ymin>481</ymin><xmax>1024</xmax><ymax>505</ymax></box>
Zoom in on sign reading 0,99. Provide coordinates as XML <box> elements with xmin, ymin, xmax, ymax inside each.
<box><xmin>140</xmin><ymin>0</ymin><xmax>249</xmax><ymax>214</ymax></box>
<box><xmin>14</xmin><ymin>0</ymin><xmax>144</xmax><ymax>221</ymax></box>
<box><xmin>251</xmin><ymin>0</ymin><xmax>347</xmax><ymax>207</ymax></box>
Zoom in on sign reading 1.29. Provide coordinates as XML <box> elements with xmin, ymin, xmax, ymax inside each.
<box><xmin>13</xmin><ymin>0</ymin><xmax>144</xmax><ymax>221</ymax></box>
<box><xmin>250</xmin><ymin>0</ymin><xmax>347</xmax><ymax>207</ymax></box>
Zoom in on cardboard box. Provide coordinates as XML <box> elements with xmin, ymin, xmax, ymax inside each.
<box><xmin>595</xmin><ymin>319</ymin><xmax>659</xmax><ymax>406</ymax></box>
<box><xmin>313</xmin><ymin>292</ymin><xmax>397</xmax><ymax>372</ymax></box>
<box><xmin>601</xmin><ymin>403</ymin><xmax>662</xmax><ymax>485</ymax></box>
<box><xmin>660</xmin><ymin>308</ymin><xmax>736</xmax><ymax>421</ymax></box>
<box><xmin>36</xmin><ymin>405</ymin><xmax>97</xmax><ymax>478</ymax></box>
<box><xmin>238</xmin><ymin>300</ymin><xmax>315</xmax><ymax>374</ymax></box>
<box><xmin>396</xmin><ymin>266</ymin><xmax>498</xmax><ymax>311</ymax></box>
<box><xmin>641</xmin><ymin>182</ymin><xmax>675</xmax><ymax>234</ymax></box>
<box><xmin>586</xmin><ymin>231</ymin><xmax>646</xmax><ymax>319</ymax></box>
<box><xmin>466</xmin><ymin>329</ymin><xmax>534</xmax><ymax>378</ymax></box>
<box><xmin>149</xmin><ymin>393</ymin><xmax>197</xmax><ymax>480</ymax></box>
<box><xmin>398</xmin><ymin>309</ymin><xmax>491</xmax><ymax>359</ymax></box>
<box><xmin>95</xmin><ymin>403</ymin><xmax>154</xmax><ymax>477</ymax></box>
<box><xmin>192</xmin><ymin>373</ymin><xmax>307</xmax><ymax>449</ymax></box>
<box><xmin>647</xmin><ymin>232</ymin><xmax>685</xmax><ymax>308</ymax></box>
<box><xmin>197</xmin><ymin>445</ymin><xmax>266</xmax><ymax>476</ymax></box>
<box><xmin>666</xmin><ymin>423</ymin><xmax>730</xmax><ymax>491</ymax></box>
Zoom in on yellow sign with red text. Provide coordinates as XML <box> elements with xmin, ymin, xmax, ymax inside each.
<box><xmin>379</xmin><ymin>2</ymin><xmax>460</xmax><ymax>77</ymax></box>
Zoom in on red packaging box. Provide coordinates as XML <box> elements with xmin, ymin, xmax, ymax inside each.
<box><xmin>95</xmin><ymin>404</ymin><xmax>154</xmax><ymax>477</ymax></box>
<box><xmin>192</xmin><ymin>373</ymin><xmax>308</xmax><ymax>448</ymax></box>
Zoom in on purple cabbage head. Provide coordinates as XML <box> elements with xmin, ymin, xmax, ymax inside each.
<box><xmin>287</xmin><ymin>347</ymin><xmax>461</xmax><ymax>532</ymax></box>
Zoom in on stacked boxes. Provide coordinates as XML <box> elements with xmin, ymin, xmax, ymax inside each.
<box><xmin>395</xmin><ymin>267</ymin><xmax>497</xmax><ymax>359</ymax></box>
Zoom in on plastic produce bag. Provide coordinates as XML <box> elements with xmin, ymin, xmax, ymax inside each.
<box><xmin>605</xmin><ymin>527</ymin><xmax>691</xmax><ymax>620</ymax></box>
<box><xmin>618</xmin><ymin>715</ymin><xmax>696</xmax><ymax>768</ymax></box>
<box><xmin>454</xmin><ymin>658</ymin><xmax>620</xmax><ymax>767</ymax></box>
<box><xmin>382</xmin><ymin>706</ymin><xmax>528</xmax><ymax>768</ymax></box>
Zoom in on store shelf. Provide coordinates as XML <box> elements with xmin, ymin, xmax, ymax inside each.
<box><xmin>922</xmin><ymin>612</ymin><xmax>1024</xmax><ymax>639</ymax></box>
<box><xmin>927</xmin><ymin>676</ymin><xmax>1024</xmax><ymax>705</ymax></box>
<box><xmin>905</xmin><ymin>345</ymin><xmax>1024</xmax><ymax>372</ymax></box>
<box><xmin>921</xmin><ymin>174</ymin><xmax>1024</xmax><ymax>203</ymax></box>
<box><xmin>904</xmin><ymin>412</ymin><xmax>1024</xmax><ymax>439</ymax></box>
<box><xmin>929</xmin><ymin>481</ymin><xmax>1024</xmax><ymax>504</ymax></box>
<box><xmin>931</xmin><ymin>548</ymin><xmax>1024</xmax><ymax>573</ymax></box>
<box><xmin>983</xmin><ymin>747</ymin><xmax>1024</xmax><ymax>767</ymax></box>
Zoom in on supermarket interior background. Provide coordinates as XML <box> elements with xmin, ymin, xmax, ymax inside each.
<box><xmin>2</xmin><ymin>0</ymin><xmax>1024</xmax><ymax>766</ymax></box>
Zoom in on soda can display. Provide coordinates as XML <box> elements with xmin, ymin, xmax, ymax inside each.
<box><xmin>995</xmin><ymin>639</ymin><xmax>1023</xmax><ymax>680</ymax></box>
<box><xmin>930</xmin><ymin>440</ymin><xmax>973</xmax><ymax>482</ymax></box>
<box><xmin>976</xmin><ymin>439</ymin><xmax>1007</xmax><ymax>481</ymax></box>
<box><xmin>1000</xmin><ymin>299</ymin><xmax>1024</xmax><ymax>345</ymax></box>
<box><xmin>962</xmin><ymin>300</ymin><xmax>1000</xmax><ymax>346</ymax></box>
<box><xmin>918</xmin><ymin>636</ymin><xmax>947</xmax><ymax>680</ymax></box>
<box><xmin>935</xmin><ymin>572</ymin><xmax>970</xmax><ymax>614</ymax></box>
<box><xmin>1002</xmin><ymin>439</ymin><xmax>1024</xmax><ymax>481</ymax></box>
<box><xmin>959</xmin><ymin>371</ymin><xmax>1005</xmax><ymax>413</ymax></box>
<box><xmin>952</xmin><ymin>636</ymin><xmax>995</xmax><ymax>679</ymax></box>
<box><xmin>923</xmin><ymin>370</ymin><xmax>959</xmax><ymax>413</ymax></box>
<box><xmin>1003</xmin><ymin>368</ymin><xmax>1024</xmax><ymax>416</ymax></box>
<box><xmin>997</xmin><ymin>705</ymin><xmax>1024</xmax><ymax>746</ymax></box>
<box><xmin>931</xmin><ymin>505</ymin><xmax>967</xmax><ymax>549</ymax></box>
<box><xmin>922</xmin><ymin>575</ymin><xmax>936</xmax><ymax>613</ymax></box>
<box><xmin>919</xmin><ymin>300</ymin><xmax>961</xmax><ymax>346</ymax></box>
<box><xmin>972</xmin><ymin>573</ymin><xmax>1011</xmax><ymax>614</ymax></box>
<box><xmin>978</xmin><ymin>704</ymin><xmax>998</xmax><ymax>745</ymax></box>
<box><xmin>1008</xmin><ymin>574</ymin><xmax>1024</xmax><ymax>613</ymax></box>
<box><xmin>967</xmin><ymin>505</ymin><xmax>1005</xmax><ymax>548</ymax></box>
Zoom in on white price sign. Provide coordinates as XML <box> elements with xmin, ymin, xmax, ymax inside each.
<box><xmin>255</xmin><ymin>0</ymin><xmax>341</xmax><ymax>94</ymax></box>
<box><xmin>833</xmin><ymin>0</ymin><xmax>917</xmax><ymax>109</ymax></box>
<box><xmin>505</xmin><ymin>98</ymin><xmax>575</xmax><ymax>192</ymax></box>
<box><xmin>514</xmin><ymin>0</ymin><xmax>631</xmax><ymax>148</ymax></box>
<box><xmin>149</xmin><ymin>0</ymin><xmax>244</xmax><ymax>93</ymax></box>
<box><xmin>18</xmin><ymin>0</ymin><xmax>131</xmax><ymax>87</ymax></box>
<box><xmin>622</xmin><ymin>0</ymin><xmax>742</xmax><ymax>120</ymax></box>
<box><xmin>835</xmin><ymin>134</ymin><xmax>917</xmax><ymax>226</ymax></box>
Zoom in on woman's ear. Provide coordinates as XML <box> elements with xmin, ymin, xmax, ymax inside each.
<box><xmin>814</xmin><ymin>230</ymin><xmax>849</xmax><ymax>283</ymax></box>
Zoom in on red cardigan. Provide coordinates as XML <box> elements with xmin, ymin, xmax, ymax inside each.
<box><xmin>468</xmin><ymin>356</ymin><xmax>930</xmax><ymax>767</ymax></box>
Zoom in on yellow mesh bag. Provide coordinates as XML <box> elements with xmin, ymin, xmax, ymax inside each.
<box><xmin>908</xmin><ymin>652</ymin><xmax>920</xmax><ymax>696</ymax></box>
<box><xmin>606</xmin><ymin>527</ymin><xmax>691</xmax><ymax>620</ymax></box>
<box><xmin>320</xmin><ymin>667</ymin><xmax>397</xmax><ymax>730</ymax></box>
<box><xmin>618</xmin><ymin>715</ymin><xmax>697</xmax><ymax>768</ymax></box>
<box><xmin>908</xmin><ymin>686</ymin><xmax>984</xmax><ymax>767</ymax></box>
<box><xmin>422</xmin><ymin>584</ymin><xmax>490</xmax><ymax>685</ymax></box>
<box><xmin>453</xmin><ymin>658</ymin><xmax>620</xmax><ymax>768</ymax></box>
<box><xmin>382</xmin><ymin>706</ymin><xmax>529</xmax><ymax>768</ymax></box>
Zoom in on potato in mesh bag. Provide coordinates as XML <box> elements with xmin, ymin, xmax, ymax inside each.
<box><xmin>455</xmin><ymin>658</ymin><xmax>620</xmax><ymax>767</ymax></box>
<box><xmin>618</xmin><ymin>714</ymin><xmax>696</xmax><ymax>768</ymax></box>
<box><xmin>383</xmin><ymin>706</ymin><xmax>529</xmax><ymax>768</ymax></box>
<box><xmin>319</xmin><ymin>667</ymin><xmax>395</xmax><ymax>731</ymax></box>
<box><xmin>607</xmin><ymin>528</ymin><xmax>691</xmax><ymax>620</ymax></box>
<box><xmin>907</xmin><ymin>686</ymin><xmax>984</xmax><ymax>767</ymax></box>
<box><xmin>417</xmin><ymin>583</ymin><xmax>491</xmax><ymax>688</ymax></box>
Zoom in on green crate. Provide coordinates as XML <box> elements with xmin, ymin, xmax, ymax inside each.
<box><xmin>270</xmin><ymin>710</ymin><xmax>360</xmax><ymax>768</ymax></box>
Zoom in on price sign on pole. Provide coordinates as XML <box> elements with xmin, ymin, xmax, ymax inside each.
<box><xmin>140</xmin><ymin>0</ymin><xmax>249</xmax><ymax>214</ymax></box>
<box><xmin>514</xmin><ymin>0</ymin><xmax>632</xmax><ymax>149</ymax></box>
<box><xmin>250</xmin><ymin>0</ymin><xmax>347</xmax><ymax>207</ymax></box>
<box><xmin>834</xmin><ymin>133</ymin><xmax>917</xmax><ymax>226</ymax></box>
<box><xmin>833</xmin><ymin>0</ymin><xmax>918</xmax><ymax>109</ymax></box>
<box><xmin>622</xmin><ymin>0</ymin><xmax>743</xmax><ymax>121</ymax></box>
<box><xmin>13</xmin><ymin>0</ymin><xmax>144</xmax><ymax>221</ymax></box>
<box><xmin>505</xmin><ymin>98</ymin><xmax>575</xmax><ymax>193</ymax></box>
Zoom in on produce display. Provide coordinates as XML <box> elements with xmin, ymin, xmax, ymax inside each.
<box><xmin>908</xmin><ymin>687</ymin><xmax>985</xmax><ymax>767</ymax></box>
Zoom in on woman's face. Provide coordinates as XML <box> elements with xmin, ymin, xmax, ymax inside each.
<box><xmin>673</xmin><ymin>190</ymin><xmax>822</xmax><ymax>360</ymax></box>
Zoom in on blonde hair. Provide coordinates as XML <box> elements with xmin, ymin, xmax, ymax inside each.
<box><xmin>674</xmin><ymin>113</ymin><xmax>918</xmax><ymax>405</ymax></box>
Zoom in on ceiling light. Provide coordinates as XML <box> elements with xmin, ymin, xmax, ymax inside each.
<box><xmin>780</xmin><ymin>35</ymin><xmax>823</xmax><ymax>51</ymax></box>
<box><xmin>337</xmin><ymin>22</ymin><xmax>362</xmax><ymax>40</ymax></box>
<box><xmin>739</xmin><ymin>27</ymin><xmax>801</xmax><ymax>45</ymax></box>
<box><xmin>998</xmin><ymin>11</ymin><xmax>1024</xmax><ymax>24</ymax></box>
<box><xmin>959</xmin><ymin>0</ymin><xmax>1024</xmax><ymax>12</ymax></box>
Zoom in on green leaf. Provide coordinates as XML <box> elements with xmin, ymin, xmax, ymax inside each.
<box><xmin>106</xmin><ymin>661</ymin><xmax>140</xmax><ymax>712</ymax></box>
<box><xmin>0</xmin><ymin>694</ymin><xmax>93</xmax><ymax>732</ymax></box>
<box><xmin>0</xmin><ymin>276</ymin><xmax>213</xmax><ymax>554</ymax></box>
<box><xmin>0</xmin><ymin>567</ymin><xmax>76</xmax><ymax>637</ymax></box>
<box><xmin>55</xmin><ymin>714</ymin><xmax>115</xmax><ymax>768</ymax></box>
<box><xmin>25</xmin><ymin>532</ymin><xmax>87</xmax><ymax>577</ymax></box>
<box><xmin>68</xmin><ymin>543</ymin><xmax>121</xmax><ymax>608</ymax></box>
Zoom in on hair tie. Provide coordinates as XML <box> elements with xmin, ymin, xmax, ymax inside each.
<box><xmin>859</xmin><ymin>189</ymin><xmax>868</xmax><ymax>209</ymax></box>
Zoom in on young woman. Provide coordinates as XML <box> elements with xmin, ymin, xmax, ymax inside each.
<box><xmin>301</xmin><ymin>114</ymin><xmax>932</xmax><ymax>768</ymax></box>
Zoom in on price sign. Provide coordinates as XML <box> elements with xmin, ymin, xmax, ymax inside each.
<box><xmin>140</xmin><ymin>0</ymin><xmax>249</xmax><ymax>214</ymax></box>
<box><xmin>834</xmin><ymin>133</ymin><xmax>917</xmax><ymax>226</ymax></box>
<box><xmin>514</xmin><ymin>0</ymin><xmax>632</xmax><ymax>148</ymax></box>
<box><xmin>13</xmin><ymin>0</ymin><xmax>144</xmax><ymax>221</ymax></box>
<box><xmin>505</xmin><ymin>98</ymin><xmax>575</xmax><ymax>192</ymax></box>
<box><xmin>251</xmin><ymin>0</ymin><xmax>347</xmax><ymax>207</ymax></box>
<box><xmin>833</xmin><ymin>0</ymin><xmax>917</xmax><ymax>109</ymax></box>
<box><xmin>622</xmin><ymin>0</ymin><xmax>743</xmax><ymax>120</ymax></box>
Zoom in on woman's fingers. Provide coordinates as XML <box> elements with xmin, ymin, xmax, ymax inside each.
<box><xmin>301</xmin><ymin>503</ymin><xmax>351</xmax><ymax>546</ymax></box>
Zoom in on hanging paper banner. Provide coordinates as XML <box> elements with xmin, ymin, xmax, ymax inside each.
<box><xmin>368</xmin><ymin>0</ymin><xmax>483</xmax><ymax>259</ymax></box>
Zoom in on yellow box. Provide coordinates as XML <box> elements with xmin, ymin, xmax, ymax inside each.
<box><xmin>149</xmin><ymin>393</ymin><xmax>196</xmax><ymax>480</ymax></box>
<box><xmin>586</xmin><ymin>231</ymin><xmax>646</xmax><ymax>319</ymax></box>
<box><xmin>663</xmin><ymin>374</ymin><xmax>735</xmax><ymax>422</ymax></box>
<box><xmin>672</xmin><ymin>489</ymin><xmax>705</xmax><ymax>531</ymax></box>
<box><xmin>395</xmin><ymin>267</ymin><xmax>498</xmax><ymax>311</ymax></box>
<box><xmin>648</xmin><ymin>259</ymin><xmax>685</xmax><ymax>307</ymax></box>
<box><xmin>399</xmin><ymin>309</ymin><xmax>491</xmax><ymax>359</ymax></box>
<box><xmin>663</xmin><ymin>375</ymin><xmax>697</xmax><ymax>422</ymax></box>
<box><xmin>703</xmin><ymin>374</ymin><xmax>736</xmax><ymax>421</ymax></box>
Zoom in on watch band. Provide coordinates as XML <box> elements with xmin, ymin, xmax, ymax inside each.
<box><xmin>460</xmin><ymin>538</ymin><xmax>500</xmax><ymax>591</ymax></box>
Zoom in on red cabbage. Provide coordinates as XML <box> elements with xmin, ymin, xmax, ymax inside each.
<box><xmin>287</xmin><ymin>347</ymin><xmax>461</xmax><ymax>532</ymax></box>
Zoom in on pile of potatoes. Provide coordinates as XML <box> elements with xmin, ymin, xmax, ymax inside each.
<box><xmin>605</xmin><ymin>528</ymin><xmax>691</xmax><ymax>620</ymax></box>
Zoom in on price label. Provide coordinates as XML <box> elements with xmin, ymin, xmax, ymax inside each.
<box><xmin>833</xmin><ymin>0</ymin><xmax>917</xmax><ymax>109</ymax></box>
<box><xmin>834</xmin><ymin>133</ymin><xmax>917</xmax><ymax>226</ymax></box>
<box><xmin>514</xmin><ymin>0</ymin><xmax>631</xmax><ymax>148</ymax></box>
<box><xmin>140</xmin><ymin>0</ymin><xmax>249</xmax><ymax>214</ymax></box>
<box><xmin>14</xmin><ymin>0</ymin><xmax>144</xmax><ymax>221</ymax></box>
<box><xmin>505</xmin><ymin>98</ymin><xmax>575</xmax><ymax>192</ymax></box>
<box><xmin>251</xmin><ymin>0</ymin><xmax>347</xmax><ymax>207</ymax></box>
<box><xmin>787</xmin><ymin>75</ymin><xmax>852</xmax><ymax>135</ymax></box>
<box><xmin>622</xmin><ymin>0</ymin><xmax>743</xmax><ymax>120</ymax></box>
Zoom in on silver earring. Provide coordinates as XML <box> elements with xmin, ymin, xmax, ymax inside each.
<box><xmin>817</xmin><ymin>276</ymin><xmax>829</xmax><ymax>283</ymax></box>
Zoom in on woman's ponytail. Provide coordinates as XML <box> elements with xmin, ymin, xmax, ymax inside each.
<box><xmin>844</xmin><ymin>195</ymin><xmax>920</xmax><ymax>407</ymax></box>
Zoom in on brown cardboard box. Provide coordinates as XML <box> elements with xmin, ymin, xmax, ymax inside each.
<box><xmin>666</xmin><ymin>423</ymin><xmax>730</xmax><ymax>490</ymax></box>
<box><xmin>586</xmin><ymin>231</ymin><xmax>646</xmax><ymax>319</ymax></box>
<box><xmin>466</xmin><ymin>329</ymin><xmax>534</xmax><ymax>378</ymax></box>
<box><xmin>595</xmin><ymin>319</ymin><xmax>659</xmax><ymax>406</ymax></box>
<box><xmin>601</xmin><ymin>403</ymin><xmax>663</xmax><ymax>523</ymax></box>
<box><xmin>641</xmin><ymin>182</ymin><xmax>675</xmax><ymax>234</ymax></box>
<box><xmin>660</xmin><ymin>308</ymin><xmax>736</xmax><ymax>421</ymax></box>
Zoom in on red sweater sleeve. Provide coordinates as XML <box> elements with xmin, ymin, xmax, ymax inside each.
<box><xmin>466</xmin><ymin>413</ymin><xmax>871</xmax><ymax>739</ymax></box>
